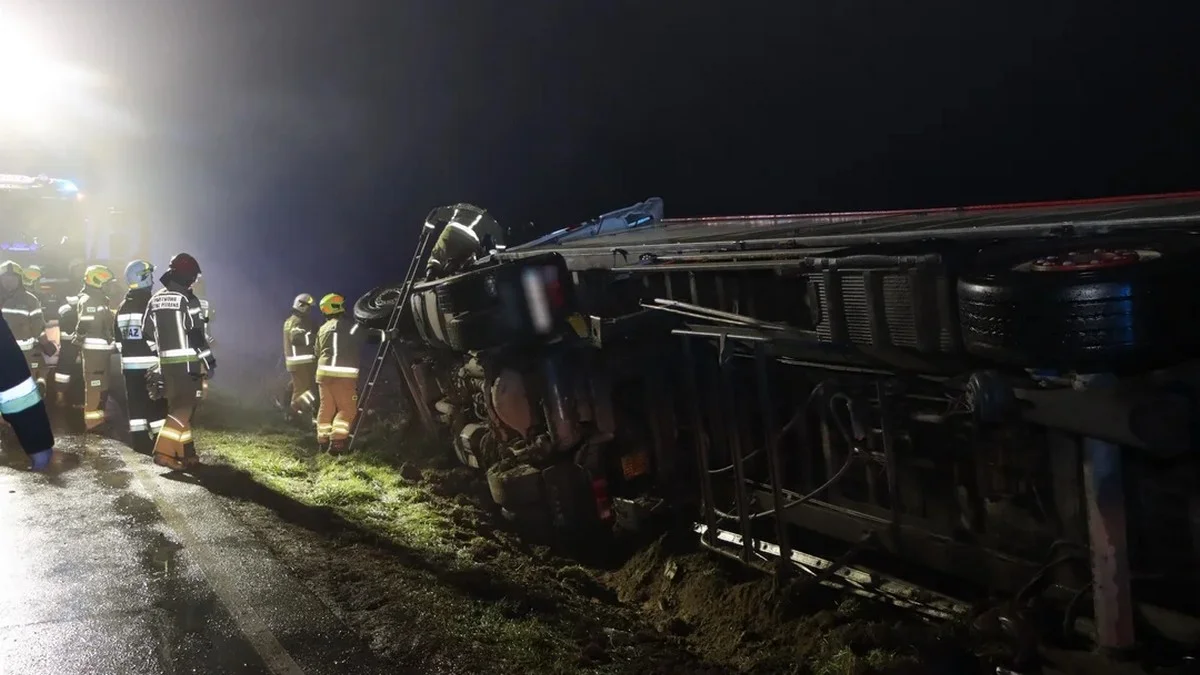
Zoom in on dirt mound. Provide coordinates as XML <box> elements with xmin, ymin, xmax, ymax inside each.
<box><xmin>607</xmin><ymin>533</ymin><xmax>982</xmax><ymax>675</ymax></box>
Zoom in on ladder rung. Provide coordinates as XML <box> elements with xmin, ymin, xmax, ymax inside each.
<box><xmin>348</xmin><ymin>223</ymin><xmax>440</xmax><ymax>450</ymax></box>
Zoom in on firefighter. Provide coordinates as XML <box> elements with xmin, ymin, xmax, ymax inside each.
<box><xmin>0</xmin><ymin>261</ymin><xmax>52</xmax><ymax>396</ymax></box>
<box><xmin>283</xmin><ymin>293</ymin><xmax>317</xmax><ymax>422</ymax></box>
<box><xmin>116</xmin><ymin>260</ymin><xmax>165</xmax><ymax>454</ymax></box>
<box><xmin>52</xmin><ymin>284</ymin><xmax>85</xmax><ymax>414</ymax></box>
<box><xmin>0</xmin><ymin>311</ymin><xmax>55</xmax><ymax>470</ymax></box>
<box><xmin>144</xmin><ymin>253</ymin><xmax>213</xmax><ymax>470</ymax></box>
<box><xmin>314</xmin><ymin>293</ymin><xmax>367</xmax><ymax>454</ymax></box>
<box><xmin>424</xmin><ymin>204</ymin><xmax>505</xmax><ymax>280</ymax></box>
<box><xmin>21</xmin><ymin>264</ymin><xmax>44</xmax><ymax>301</ymax></box>
<box><xmin>192</xmin><ymin>277</ymin><xmax>215</xmax><ymax>346</ymax></box>
<box><xmin>188</xmin><ymin>277</ymin><xmax>214</xmax><ymax>403</ymax></box>
<box><xmin>76</xmin><ymin>265</ymin><xmax>120</xmax><ymax>431</ymax></box>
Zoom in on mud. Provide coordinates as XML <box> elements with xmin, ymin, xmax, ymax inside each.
<box><xmin>192</xmin><ymin>398</ymin><xmax>1001</xmax><ymax>674</ymax></box>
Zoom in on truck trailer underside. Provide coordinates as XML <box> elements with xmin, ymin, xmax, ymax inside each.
<box><xmin>356</xmin><ymin>191</ymin><xmax>1200</xmax><ymax>659</ymax></box>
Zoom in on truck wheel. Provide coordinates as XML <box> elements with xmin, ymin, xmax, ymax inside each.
<box><xmin>958</xmin><ymin>239</ymin><xmax>1200</xmax><ymax>371</ymax></box>
<box><xmin>354</xmin><ymin>283</ymin><xmax>404</xmax><ymax>329</ymax></box>
<box><xmin>354</xmin><ymin>283</ymin><xmax>416</xmax><ymax>334</ymax></box>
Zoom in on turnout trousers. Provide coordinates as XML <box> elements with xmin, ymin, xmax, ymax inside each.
<box><xmin>81</xmin><ymin>347</ymin><xmax>111</xmax><ymax>431</ymax></box>
<box><xmin>289</xmin><ymin>363</ymin><xmax>317</xmax><ymax>417</ymax></box>
<box><xmin>153</xmin><ymin>365</ymin><xmax>201</xmax><ymax>470</ymax></box>
<box><xmin>316</xmin><ymin>377</ymin><xmax>357</xmax><ymax>451</ymax></box>
<box><xmin>124</xmin><ymin>369</ymin><xmax>166</xmax><ymax>455</ymax></box>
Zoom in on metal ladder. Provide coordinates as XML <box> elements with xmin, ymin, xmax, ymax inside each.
<box><xmin>347</xmin><ymin>218</ymin><xmax>439</xmax><ymax>449</ymax></box>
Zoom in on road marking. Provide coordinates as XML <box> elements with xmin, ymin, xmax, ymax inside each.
<box><xmin>119</xmin><ymin>446</ymin><xmax>307</xmax><ymax>675</ymax></box>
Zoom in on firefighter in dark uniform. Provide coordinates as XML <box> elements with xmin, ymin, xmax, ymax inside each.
<box><xmin>53</xmin><ymin>285</ymin><xmax>85</xmax><ymax>421</ymax></box>
<box><xmin>315</xmin><ymin>293</ymin><xmax>367</xmax><ymax>454</ymax></box>
<box><xmin>0</xmin><ymin>311</ymin><xmax>54</xmax><ymax>470</ymax></box>
<box><xmin>116</xmin><ymin>260</ymin><xmax>165</xmax><ymax>454</ymax></box>
<box><xmin>190</xmin><ymin>277</ymin><xmax>214</xmax><ymax>403</ymax></box>
<box><xmin>144</xmin><ymin>253</ymin><xmax>213</xmax><ymax>470</ymax></box>
<box><xmin>283</xmin><ymin>293</ymin><xmax>317</xmax><ymax>421</ymax></box>
<box><xmin>424</xmin><ymin>204</ymin><xmax>505</xmax><ymax>280</ymax></box>
<box><xmin>76</xmin><ymin>265</ymin><xmax>120</xmax><ymax>431</ymax></box>
<box><xmin>21</xmin><ymin>265</ymin><xmax>45</xmax><ymax>304</ymax></box>
<box><xmin>0</xmin><ymin>261</ymin><xmax>52</xmax><ymax>396</ymax></box>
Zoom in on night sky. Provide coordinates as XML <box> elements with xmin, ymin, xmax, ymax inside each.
<box><xmin>9</xmin><ymin>0</ymin><xmax>1200</xmax><ymax>392</ymax></box>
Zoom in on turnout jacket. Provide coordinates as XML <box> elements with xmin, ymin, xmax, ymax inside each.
<box><xmin>76</xmin><ymin>290</ymin><xmax>118</xmax><ymax>357</ymax></box>
<box><xmin>144</xmin><ymin>285</ymin><xmax>214</xmax><ymax>375</ymax></box>
<box><xmin>0</xmin><ymin>313</ymin><xmax>53</xmax><ymax>454</ymax></box>
<box><xmin>283</xmin><ymin>312</ymin><xmax>316</xmax><ymax>371</ymax></box>
<box><xmin>0</xmin><ymin>288</ymin><xmax>45</xmax><ymax>354</ymax></box>
<box><xmin>316</xmin><ymin>315</ymin><xmax>366</xmax><ymax>380</ymax></box>
<box><xmin>115</xmin><ymin>289</ymin><xmax>157</xmax><ymax>371</ymax></box>
<box><xmin>54</xmin><ymin>291</ymin><xmax>83</xmax><ymax>385</ymax></box>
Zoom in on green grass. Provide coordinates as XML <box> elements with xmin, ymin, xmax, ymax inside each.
<box><xmin>196</xmin><ymin>399</ymin><xmax>588</xmax><ymax>673</ymax></box>
<box><xmin>202</xmin><ymin>428</ymin><xmax>457</xmax><ymax>554</ymax></box>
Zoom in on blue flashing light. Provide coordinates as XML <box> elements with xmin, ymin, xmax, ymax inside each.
<box><xmin>56</xmin><ymin>180</ymin><xmax>80</xmax><ymax>193</ymax></box>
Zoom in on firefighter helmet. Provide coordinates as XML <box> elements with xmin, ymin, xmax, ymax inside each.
<box><xmin>84</xmin><ymin>264</ymin><xmax>116</xmax><ymax>289</ymax></box>
<box><xmin>124</xmin><ymin>260</ymin><xmax>155</xmax><ymax>290</ymax></box>
<box><xmin>22</xmin><ymin>264</ymin><xmax>42</xmax><ymax>287</ymax></box>
<box><xmin>293</xmin><ymin>293</ymin><xmax>314</xmax><ymax>312</ymax></box>
<box><xmin>319</xmin><ymin>293</ymin><xmax>345</xmax><ymax>316</ymax></box>
<box><xmin>168</xmin><ymin>252</ymin><xmax>202</xmax><ymax>284</ymax></box>
<box><xmin>0</xmin><ymin>260</ymin><xmax>22</xmax><ymax>278</ymax></box>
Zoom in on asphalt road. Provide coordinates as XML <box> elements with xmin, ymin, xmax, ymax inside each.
<box><xmin>0</xmin><ymin>434</ymin><xmax>396</xmax><ymax>675</ymax></box>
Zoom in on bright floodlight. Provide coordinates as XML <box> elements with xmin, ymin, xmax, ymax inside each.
<box><xmin>0</xmin><ymin>12</ymin><xmax>98</xmax><ymax>133</ymax></box>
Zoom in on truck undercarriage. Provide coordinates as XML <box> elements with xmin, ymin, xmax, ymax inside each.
<box><xmin>355</xmin><ymin>191</ymin><xmax>1200</xmax><ymax>660</ymax></box>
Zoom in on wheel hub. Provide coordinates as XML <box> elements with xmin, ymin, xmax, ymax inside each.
<box><xmin>1028</xmin><ymin>248</ymin><xmax>1149</xmax><ymax>272</ymax></box>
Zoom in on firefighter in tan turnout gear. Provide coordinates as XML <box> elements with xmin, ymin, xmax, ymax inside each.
<box><xmin>0</xmin><ymin>261</ymin><xmax>52</xmax><ymax>396</ymax></box>
<box><xmin>144</xmin><ymin>253</ymin><xmax>213</xmax><ymax>471</ymax></box>
<box><xmin>76</xmin><ymin>265</ymin><xmax>120</xmax><ymax>431</ymax></box>
<box><xmin>315</xmin><ymin>293</ymin><xmax>366</xmax><ymax>454</ymax></box>
<box><xmin>283</xmin><ymin>293</ymin><xmax>317</xmax><ymax>421</ymax></box>
<box><xmin>424</xmin><ymin>204</ymin><xmax>505</xmax><ymax>280</ymax></box>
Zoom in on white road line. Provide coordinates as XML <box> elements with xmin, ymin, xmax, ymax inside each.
<box><xmin>119</xmin><ymin>446</ymin><xmax>307</xmax><ymax>675</ymax></box>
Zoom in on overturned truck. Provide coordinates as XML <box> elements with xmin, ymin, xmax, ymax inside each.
<box><xmin>355</xmin><ymin>192</ymin><xmax>1200</xmax><ymax>655</ymax></box>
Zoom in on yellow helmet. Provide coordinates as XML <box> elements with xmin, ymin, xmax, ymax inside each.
<box><xmin>0</xmin><ymin>260</ymin><xmax>22</xmax><ymax>279</ymax></box>
<box><xmin>319</xmin><ymin>293</ymin><xmax>345</xmax><ymax>316</ymax></box>
<box><xmin>22</xmin><ymin>264</ymin><xmax>42</xmax><ymax>287</ymax></box>
<box><xmin>83</xmin><ymin>264</ymin><xmax>116</xmax><ymax>289</ymax></box>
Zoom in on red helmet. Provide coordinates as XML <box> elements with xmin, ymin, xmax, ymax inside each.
<box><xmin>169</xmin><ymin>252</ymin><xmax>202</xmax><ymax>278</ymax></box>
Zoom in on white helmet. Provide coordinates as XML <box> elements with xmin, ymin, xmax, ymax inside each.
<box><xmin>293</xmin><ymin>293</ymin><xmax>314</xmax><ymax>312</ymax></box>
<box><xmin>124</xmin><ymin>259</ymin><xmax>156</xmax><ymax>290</ymax></box>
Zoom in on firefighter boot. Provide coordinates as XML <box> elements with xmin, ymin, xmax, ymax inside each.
<box><xmin>329</xmin><ymin>439</ymin><xmax>349</xmax><ymax>456</ymax></box>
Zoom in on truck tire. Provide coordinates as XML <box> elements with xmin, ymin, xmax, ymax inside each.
<box><xmin>958</xmin><ymin>239</ymin><xmax>1200</xmax><ymax>371</ymax></box>
<box><xmin>487</xmin><ymin>463</ymin><xmax>544</xmax><ymax>507</ymax></box>
<box><xmin>354</xmin><ymin>283</ymin><xmax>404</xmax><ymax>329</ymax></box>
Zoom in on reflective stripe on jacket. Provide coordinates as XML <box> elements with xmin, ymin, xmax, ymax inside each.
<box><xmin>144</xmin><ymin>288</ymin><xmax>201</xmax><ymax>371</ymax></box>
<box><xmin>283</xmin><ymin>312</ymin><xmax>315</xmax><ymax>371</ymax></box>
<box><xmin>116</xmin><ymin>289</ymin><xmax>157</xmax><ymax>370</ymax></box>
<box><xmin>0</xmin><ymin>312</ymin><xmax>53</xmax><ymax>453</ymax></box>
<box><xmin>0</xmin><ymin>289</ymin><xmax>45</xmax><ymax>352</ymax></box>
<box><xmin>316</xmin><ymin>316</ymin><xmax>365</xmax><ymax>380</ymax></box>
<box><xmin>77</xmin><ymin>291</ymin><xmax>117</xmax><ymax>354</ymax></box>
<box><xmin>54</xmin><ymin>298</ymin><xmax>81</xmax><ymax>384</ymax></box>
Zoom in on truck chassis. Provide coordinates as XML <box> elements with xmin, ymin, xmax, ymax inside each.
<box><xmin>356</xmin><ymin>191</ymin><xmax>1200</xmax><ymax>658</ymax></box>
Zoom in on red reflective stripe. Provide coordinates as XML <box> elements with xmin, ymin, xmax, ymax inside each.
<box><xmin>658</xmin><ymin>190</ymin><xmax>1200</xmax><ymax>224</ymax></box>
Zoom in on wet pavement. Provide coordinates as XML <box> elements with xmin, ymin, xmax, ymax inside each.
<box><xmin>0</xmin><ymin>433</ymin><xmax>396</xmax><ymax>675</ymax></box>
